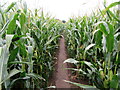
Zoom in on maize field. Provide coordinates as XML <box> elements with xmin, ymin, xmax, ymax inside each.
<box><xmin>0</xmin><ymin>1</ymin><xmax>120</xmax><ymax>89</ymax></box>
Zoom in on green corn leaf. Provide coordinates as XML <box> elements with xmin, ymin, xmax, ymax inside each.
<box><xmin>64</xmin><ymin>80</ymin><xmax>96</xmax><ymax>89</ymax></box>
<box><xmin>99</xmin><ymin>70</ymin><xmax>104</xmax><ymax>80</ymax></box>
<box><xmin>20</xmin><ymin>13</ymin><xmax>26</xmax><ymax>29</ymax></box>
<box><xmin>0</xmin><ymin>34</ymin><xmax>14</xmax><ymax>88</ymax></box>
<box><xmin>84</xmin><ymin>61</ymin><xmax>93</xmax><ymax>68</ymax></box>
<box><xmin>0</xmin><ymin>20</ymin><xmax>10</xmax><ymax>34</ymax></box>
<box><xmin>0</xmin><ymin>8</ymin><xmax>6</xmax><ymax>24</ymax></box>
<box><xmin>114</xmin><ymin>32</ymin><xmax>120</xmax><ymax>39</ymax></box>
<box><xmin>64</xmin><ymin>58</ymin><xmax>79</xmax><ymax>64</ymax></box>
<box><xmin>109</xmin><ymin>70</ymin><xmax>113</xmax><ymax>81</ymax></box>
<box><xmin>0</xmin><ymin>69</ymin><xmax>21</xmax><ymax>84</ymax></box>
<box><xmin>106</xmin><ymin>23</ymin><xmax>114</xmax><ymax>52</ymax></box>
<box><xmin>27</xmin><ymin>73</ymin><xmax>45</xmax><ymax>81</ymax></box>
<box><xmin>12</xmin><ymin>35</ymin><xmax>26</xmax><ymax>42</ymax></box>
<box><xmin>23</xmin><ymin>2</ymin><xmax>27</xmax><ymax>14</ymax></box>
<box><xmin>102</xmin><ymin>35</ymin><xmax>106</xmax><ymax>53</ymax></box>
<box><xmin>100</xmin><ymin>23</ymin><xmax>109</xmax><ymax>35</ymax></box>
<box><xmin>45</xmin><ymin>35</ymin><xmax>61</xmax><ymax>45</ymax></box>
<box><xmin>85</xmin><ymin>44</ymin><xmax>95</xmax><ymax>52</ymax></box>
<box><xmin>47</xmin><ymin>86</ymin><xmax>56</xmax><ymax>89</ymax></box>
<box><xmin>31</xmin><ymin>31</ymin><xmax>41</xmax><ymax>52</ymax></box>
<box><xmin>9</xmin><ymin>61</ymin><xmax>30</xmax><ymax>65</ymax></box>
<box><xmin>5</xmin><ymin>2</ymin><xmax>16</xmax><ymax>13</ymax></box>
<box><xmin>27</xmin><ymin>46</ymin><xmax>33</xmax><ymax>57</ymax></box>
<box><xmin>108</xmin><ymin>10</ymin><xmax>120</xmax><ymax>23</ymax></box>
<box><xmin>65</xmin><ymin>68</ymin><xmax>87</xmax><ymax>74</ymax></box>
<box><xmin>110</xmin><ymin>75</ymin><xmax>119</xmax><ymax>88</ymax></box>
<box><xmin>17</xmin><ymin>40</ymin><xmax>27</xmax><ymax>58</ymax></box>
<box><xmin>6</xmin><ymin>34</ymin><xmax>14</xmax><ymax>48</ymax></box>
<box><xmin>102</xmin><ymin>2</ymin><xmax>120</xmax><ymax>14</ymax></box>
<box><xmin>8</xmin><ymin>47</ymin><xmax>19</xmax><ymax>62</ymax></box>
<box><xmin>95</xmin><ymin>30</ymin><xmax>102</xmax><ymax>47</ymax></box>
<box><xmin>94</xmin><ymin>21</ymin><xmax>109</xmax><ymax>35</ymax></box>
<box><xmin>27</xmin><ymin>46</ymin><xmax>33</xmax><ymax>73</ymax></box>
<box><xmin>106</xmin><ymin>34</ymin><xmax>114</xmax><ymax>52</ymax></box>
<box><xmin>7</xmin><ymin>14</ymin><xmax>19</xmax><ymax>34</ymax></box>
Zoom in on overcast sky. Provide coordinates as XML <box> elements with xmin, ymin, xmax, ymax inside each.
<box><xmin>0</xmin><ymin>0</ymin><xmax>119</xmax><ymax>20</ymax></box>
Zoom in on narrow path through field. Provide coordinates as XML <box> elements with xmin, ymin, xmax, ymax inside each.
<box><xmin>55</xmin><ymin>36</ymin><xmax>71</xmax><ymax>88</ymax></box>
<box><xmin>48</xmin><ymin>35</ymin><xmax>80</xmax><ymax>89</ymax></box>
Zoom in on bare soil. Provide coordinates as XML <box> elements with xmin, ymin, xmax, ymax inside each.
<box><xmin>48</xmin><ymin>36</ymin><xmax>89</xmax><ymax>90</ymax></box>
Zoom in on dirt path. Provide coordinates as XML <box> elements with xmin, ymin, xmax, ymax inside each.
<box><xmin>48</xmin><ymin>36</ymin><xmax>71</xmax><ymax>89</ymax></box>
<box><xmin>55</xmin><ymin>36</ymin><xmax>71</xmax><ymax>89</ymax></box>
<box><xmin>48</xmin><ymin>35</ymin><xmax>91</xmax><ymax>90</ymax></box>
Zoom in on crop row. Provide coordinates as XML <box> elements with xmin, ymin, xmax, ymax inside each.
<box><xmin>0</xmin><ymin>2</ymin><xmax>63</xmax><ymax>89</ymax></box>
<box><xmin>64</xmin><ymin>1</ymin><xmax>120</xmax><ymax>89</ymax></box>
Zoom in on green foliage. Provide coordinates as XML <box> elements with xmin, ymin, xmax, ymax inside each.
<box><xmin>0</xmin><ymin>1</ymin><xmax>63</xmax><ymax>89</ymax></box>
<box><xmin>0</xmin><ymin>1</ymin><xmax>120</xmax><ymax>89</ymax></box>
<box><xmin>65</xmin><ymin>1</ymin><xmax>120</xmax><ymax>89</ymax></box>
<box><xmin>64</xmin><ymin>80</ymin><xmax>96</xmax><ymax>89</ymax></box>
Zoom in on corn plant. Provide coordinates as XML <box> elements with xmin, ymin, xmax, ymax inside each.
<box><xmin>0</xmin><ymin>1</ymin><xmax>63</xmax><ymax>89</ymax></box>
<box><xmin>65</xmin><ymin>1</ymin><xmax>120</xmax><ymax>89</ymax></box>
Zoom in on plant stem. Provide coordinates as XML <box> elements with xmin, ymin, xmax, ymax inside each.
<box><xmin>108</xmin><ymin>52</ymin><xmax>111</xmax><ymax>82</ymax></box>
<box><xmin>114</xmin><ymin>52</ymin><xmax>118</xmax><ymax>74</ymax></box>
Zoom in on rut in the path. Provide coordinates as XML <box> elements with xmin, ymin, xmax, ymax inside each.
<box><xmin>55</xmin><ymin>36</ymin><xmax>71</xmax><ymax>88</ymax></box>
